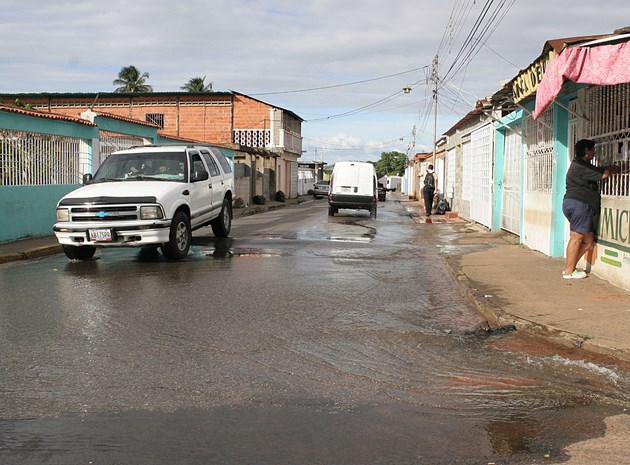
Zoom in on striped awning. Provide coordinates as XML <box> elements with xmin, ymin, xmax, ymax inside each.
<box><xmin>533</xmin><ymin>39</ymin><xmax>630</xmax><ymax>119</ymax></box>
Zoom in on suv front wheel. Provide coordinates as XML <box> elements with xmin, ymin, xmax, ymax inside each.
<box><xmin>63</xmin><ymin>244</ymin><xmax>96</xmax><ymax>261</ymax></box>
<box><xmin>161</xmin><ymin>211</ymin><xmax>191</xmax><ymax>260</ymax></box>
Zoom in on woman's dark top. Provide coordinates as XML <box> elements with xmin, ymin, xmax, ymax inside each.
<box><xmin>564</xmin><ymin>157</ymin><xmax>606</xmax><ymax>213</ymax></box>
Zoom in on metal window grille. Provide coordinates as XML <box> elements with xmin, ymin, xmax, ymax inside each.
<box><xmin>586</xmin><ymin>83</ymin><xmax>630</xmax><ymax>197</ymax></box>
<box><xmin>99</xmin><ymin>131</ymin><xmax>146</xmax><ymax>165</ymax></box>
<box><xmin>233</xmin><ymin>129</ymin><xmax>271</xmax><ymax>148</ymax></box>
<box><xmin>0</xmin><ymin>130</ymin><xmax>82</xmax><ymax>185</ymax></box>
<box><xmin>146</xmin><ymin>113</ymin><xmax>164</xmax><ymax>129</ymax></box>
<box><xmin>524</xmin><ymin>107</ymin><xmax>554</xmax><ymax>193</ymax></box>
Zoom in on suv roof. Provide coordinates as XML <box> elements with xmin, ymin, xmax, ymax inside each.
<box><xmin>112</xmin><ymin>144</ymin><xmax>219</xmax><ymax>154</ymax></box>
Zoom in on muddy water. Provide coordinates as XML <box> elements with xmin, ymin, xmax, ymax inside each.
<box><xmin>0</xmin><ymin>200</ymin><xmax>629</xmax><ymax>464</ymax></box>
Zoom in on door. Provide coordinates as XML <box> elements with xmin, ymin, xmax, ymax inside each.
<box><xmin>501</xmin><ymin>128</ymin><xmax>522</xmax><ymax>235</ymax></box>
<box><xmin>200</xmin><ymin>149</ymin><xmax>226</xmax><ymax>214</ymax></box>
<box><xmin>469</xmin><ymin>124</ymin><xmax>493</xmax><ymax>228</ymax></box>
<box><xmin>188</xmin><ymin>151</ymin><xmax>214</xmax><ymax>227</ymax></box>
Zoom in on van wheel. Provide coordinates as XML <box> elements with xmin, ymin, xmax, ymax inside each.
<box><xmin>161</xmin><ymin>211</ymin><xmax>191</xmax><ymax>260</ymax></box>
<box><xmin>63</xmin><ymin>245</ymin><xmax>96</xmax><ymax>261</ymax></box>
<box><xmin>328</xmin><ymin>206</ymin><xmax>335</xmax><ymax>217</ymax></box>
<box><xmin>370</xmin><ymin>207</ymin><xmax>377</xmax><ymax>219</ymax></box>
<box><xmin>211</xmin><ymin>197</ymin><xmax>232</xmax><ymax>237</ymax></box>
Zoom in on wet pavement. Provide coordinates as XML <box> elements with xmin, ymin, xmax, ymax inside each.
<box><xmin>0</xmin><ymin>196</ymin><xmax>629</xmax><ymax>464</ymax></box>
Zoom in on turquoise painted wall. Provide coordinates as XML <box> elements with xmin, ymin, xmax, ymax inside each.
<box><xmin>550</xmin><ymin>100</ymin><xmax>570</xmax><ymax>257</ymax></box>
<box><xmin>0</xmin><ymin>184</ymin><xmax>79</xmax><ymax>242</ymax></box>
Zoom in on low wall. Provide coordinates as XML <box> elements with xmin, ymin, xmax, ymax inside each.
<box><xmin>593</xmin><ymin>196</ymin><xmax>630</xmax><ymax>289</ymax></box>
<box><xmin>0</xmin><ymin>184</ymin><xmax>79</xmax><ymax>242</ymax></box>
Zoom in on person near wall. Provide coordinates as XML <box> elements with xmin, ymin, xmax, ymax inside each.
<box><xmin>562</xmin><ymin>139</ymin><xmax>612</xmax><ymax>279</ymax></box>
<box><xmin>423</xmin><ymin>164</ymin><xmax>436</xmax><ymax>216</ymax></box>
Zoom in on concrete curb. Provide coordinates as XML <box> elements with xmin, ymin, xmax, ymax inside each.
<box><xmin>443</xmin><ymin>254</ymin><xmax>630</xmax><ymax>363</ymax></box>
<box><xmin>0</xmin><ymin>245</ymin><xmax>63</xmax><ymax>264</ymax></box>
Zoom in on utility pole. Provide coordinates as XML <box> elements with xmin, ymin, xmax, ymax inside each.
<box><xmin>431</xmin><ymin>54</ymin><xmax>439</xmax><ymax>167</ymax></box>
<box><xmin>409</xmin><ymin>124</ymin><xmax>416</xmax><ymax>160</ymax></box>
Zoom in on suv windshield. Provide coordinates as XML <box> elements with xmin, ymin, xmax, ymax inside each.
<box><xmin>94</xmin><ymin>151</ymin><xmax>188</xmax><ymax>182</ymax></box>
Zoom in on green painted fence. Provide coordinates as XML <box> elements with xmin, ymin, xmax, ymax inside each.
<box><xmin>0</xmin><ymin>184</ymin><xmax>79</xmax><ymax>242</ymax></box>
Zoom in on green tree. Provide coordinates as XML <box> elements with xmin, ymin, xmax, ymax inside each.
<box><xmin>181</xmin><ymin>76</ymin><xmax>213</xmax><ymax>92</ymax></box>
<box><xmin>113</xmin><ymin>65</ymin><xmax>153</xmax><ymax>93</ymax></box>
<box><xmin>373</xmin><ymin>151</ymin><xmax>408</xmax><ymax>176</ymax></box>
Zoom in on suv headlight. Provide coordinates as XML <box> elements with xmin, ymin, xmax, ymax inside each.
<box><xmin>140</xmin><ymin>206</ymin><xmax>164</xmax><ymax>220</ymax></box>
<box><xmin>56</xmin><ymin>208</ymin><xmax>69</xmax><ymax>222</ymax></box>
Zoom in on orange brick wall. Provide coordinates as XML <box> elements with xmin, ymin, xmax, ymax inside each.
<box><xmin>233</xmin><ymin>94</ymin><xmax>271</xmax><ymax>130</ymax></box>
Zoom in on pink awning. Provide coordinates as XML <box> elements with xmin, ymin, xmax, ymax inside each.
<box><xmin>533</xmin><ymin>40</ymin><xmax>630</xmax><ymax>119</ymax></box>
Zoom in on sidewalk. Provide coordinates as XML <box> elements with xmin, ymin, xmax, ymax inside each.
<box><xmin>3</xmin><ymin>196</ymin><xmax>630</xmax><ymax>363</ymax></box>
<box><xmin>402</xmin><ymin>197</ymin><xmax>630</xmax><ymax>364</ymax></box>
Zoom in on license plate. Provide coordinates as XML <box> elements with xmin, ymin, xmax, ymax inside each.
<box><xmin>88</xmin><ymin>228</ymin><xmax>113</xmax><ymax>242</ymax></box>
<box><xmin>341</xmin><ymin>186</ymin><xmax>352</xmax><ymax>193</ymax></box>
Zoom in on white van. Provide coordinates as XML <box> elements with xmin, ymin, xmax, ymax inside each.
<box><xmin>328</xmin><ymin>161</ymin><xmax>378</xmax><ymax>218</ymax></box>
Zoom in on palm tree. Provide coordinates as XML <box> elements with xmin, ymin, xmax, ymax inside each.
<box><xmin>113</xmin><ymin>66</ymin><xmax>153</xmax><ymax>93</ymax></box>
<box><xmin>181</xmin><ymin>76</ymin><xmax>213</xmax><ymax>92</ymax></box>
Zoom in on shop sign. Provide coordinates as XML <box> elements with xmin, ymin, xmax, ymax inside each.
<box><xmin>512</xmin><ymin>51</ymin><xmax>556</xmax><ymax>104</ymax></box>
<box><xmin>598</xmin><ymin>206</ymin><xmax>630</xmax><ymax>268</ymax></box>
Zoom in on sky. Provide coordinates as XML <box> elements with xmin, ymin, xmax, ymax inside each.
<box><xmin>1</xmin><ymin>0</ymin><xmax>627</xmax><ymax>165</ymax></box>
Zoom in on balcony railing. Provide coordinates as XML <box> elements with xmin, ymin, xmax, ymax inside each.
<box><xmin>233</xmin><ymin>129</ymin><xmax>270</xmax><ymax>149</ymax></box>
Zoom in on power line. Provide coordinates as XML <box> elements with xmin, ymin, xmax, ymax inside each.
<box><xmin>442</xmin><ymin>0</ymin><xmax>517</xmax><ymax>83</ymax></box>
<box><xmin>306</xmin><ymin>89</ymin><xmax>408</xmax><ymax>122</ymax></box>
<box><xmin>248</xmin><ymin>66</ymin><xmax>430</xmax><ymax>97</ymax></box>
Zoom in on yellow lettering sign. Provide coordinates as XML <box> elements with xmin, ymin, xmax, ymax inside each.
<box><xmin>512</xmin><ymin>50</ymin><xmax>555</xmax><ymax>103</ymax></box>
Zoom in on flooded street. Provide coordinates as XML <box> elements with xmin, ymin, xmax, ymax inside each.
<box><xmin>1</xmin><ymin>197</ymin><xmax>629</xmax><ymax>464</ymax></box>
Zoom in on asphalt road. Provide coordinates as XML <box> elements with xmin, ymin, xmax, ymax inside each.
<box><xmin>0</xmin><ymin>198</ymin><xmax>628</xmax><ymax>464</ymax></box>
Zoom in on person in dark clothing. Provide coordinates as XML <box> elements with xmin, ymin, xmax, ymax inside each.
<box><xmin>423</xmin><ymin>164</ymin><xmax>436</xmax><ymax>216</ymax></box>
<box><xmin>562</xmin><ymin>139</ymin><xmax>611</xmax><ymax>279</ymax></box>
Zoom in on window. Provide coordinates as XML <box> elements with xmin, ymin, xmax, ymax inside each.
<box><xmin>211</xmin><ymin>148</ymin><xmax>232</xmax><ymax>174</ymax></box>
<box><xmin>200</xmin><ymin>150</ymin><xmax>220</xmax><ymax>177</ymax></box>
<box><xmin>189</xmin><ymin>152</ymin><xmax>206</xmax><ymax>178</ymax></box>
<box><xmin>146</xmin><ymin>113</ymin><xmax>164</xmax><ymax>129</ymax></box>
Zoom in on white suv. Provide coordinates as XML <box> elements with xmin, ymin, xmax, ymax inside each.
<box><xmin>54</xmin><ymin>145</ymin><xmax>234</xmax><ymax>260</ymax></box>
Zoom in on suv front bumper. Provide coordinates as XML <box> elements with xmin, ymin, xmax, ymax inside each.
<box><xmin>54</xmin><ymin>220</ymin><xmax>172</xmax><ymax>247</ymax></box>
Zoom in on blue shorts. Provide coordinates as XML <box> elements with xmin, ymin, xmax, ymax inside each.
<box><xmin>562</xmin><ymin>198</ymin><xmax>595</xmax><ymax>235</ymax></box>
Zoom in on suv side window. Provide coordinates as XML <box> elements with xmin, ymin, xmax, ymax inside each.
<box><xmin>200</xmin><ymin>150</ymin><xmax>220</xmax><ymax>177</ymax></box>
<box><xmin>211</xmin><ymin>148</ymin><xmax>232</xmax><ymax>174</ymax></box>
<box><xmin>190</xmin><ymin>152</ymin><xmax>207</xmax><ymax>179</ymax></box>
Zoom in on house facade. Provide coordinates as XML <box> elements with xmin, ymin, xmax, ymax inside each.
<box><xmin>437</xmin><ymin>29</ymin><xmax>630</xmax><ymax>291</ymax></box>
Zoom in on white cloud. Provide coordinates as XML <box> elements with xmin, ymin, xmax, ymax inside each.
<box><xmin>1</xmin><ymin>0</ymin><xmax>627</xmax><ymax>163</ymax></box>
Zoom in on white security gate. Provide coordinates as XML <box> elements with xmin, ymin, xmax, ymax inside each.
<box><xmin>290</xmin><ymin>161</ymin><xmax>298</xmax><ymax>198</ymax></box>
<box><xmin>469</xmin><ymin>124</ymin><xmax>493</xmax><ymax>228</ymax></box>
<box><xmin>446</xmin><ymin>147</ymin><xmax>456</xmax><ymax>200</ymax></box>
<box><xmin>501</xmin><ymin>128</ymin><xmax>522</xmax><ymax>235</ymax></box>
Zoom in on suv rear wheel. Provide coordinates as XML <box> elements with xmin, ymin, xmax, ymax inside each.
<box><xmin>161</xmin><ymin>211</ymin><xmax>191</xmax><ymax>260</ymax></box>
<box><xmin>211</xmin><ymin>197</ymin><xmax>232</xmax><ymax>237</ymax></box>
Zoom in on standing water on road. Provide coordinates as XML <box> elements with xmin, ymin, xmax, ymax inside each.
<box><xmin>0</xmin><ymin>198</ymin><xmax>629</xmax><ymax>464</ymax></box>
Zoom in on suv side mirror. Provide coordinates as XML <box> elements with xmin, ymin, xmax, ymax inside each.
<box><xmin>191</xmin><ymin>170</ymin><xmax>209</xmax><ymax>182</ymax></box>
<box><xmin>82</xmin><ymin>173</ymin><xmax>93</xmax><ymax>185</ymax></box>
